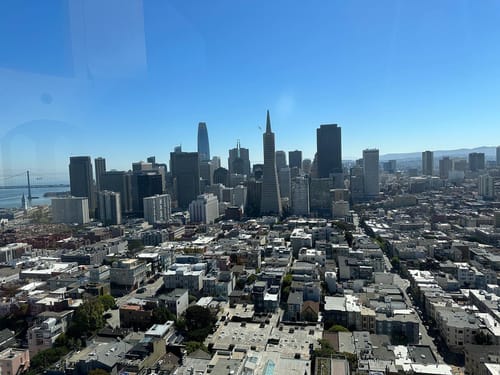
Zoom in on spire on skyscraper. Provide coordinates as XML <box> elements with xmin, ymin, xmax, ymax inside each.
<box><xmin>266</xmin><ymin>110</ymin><xmax>271</xmax><ymax>133</ymax></box>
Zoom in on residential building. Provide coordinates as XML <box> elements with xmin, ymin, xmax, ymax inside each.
<box><xmin>97</xmin><ymin>190</ymin><xmax>121</xmax><ymax>225</ymax></box>
<box><xmin>188</xmin><ymin>193</ymin><xmax>219</xmax><ymax>224</ymax></box>
<box><xmin>110</xmin><ymin>259</ymin><xmax>149</xmax><ymax>291</ymax></box>
<box><xmin>51</xmin><ymin>197</ymin><xmax>90</xmax><ymax>224</ymax></box>
<box><xmin>0</xmin><ymin>348</ymin><xmax>30</xmax><ymax>375</ymax></box>
<box><xmin>143</xmin><ymin>194</ymin><xmax>171</xmax><ymax>224</ymax></box>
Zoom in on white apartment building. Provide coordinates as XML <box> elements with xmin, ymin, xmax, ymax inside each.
<box><xmin>143</xmin><ymin>194</ymin><xmax>171</xmax><ymax>224</ymax></box>
<box><xmin>188</xmin><ymin>193</ymin><xmax>219</xmax><ymax>224</ymax></box>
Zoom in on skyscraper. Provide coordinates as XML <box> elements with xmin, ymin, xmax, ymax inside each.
<box><xmin>69</xmin><ymin>156</ymin><xmax>95</xmax><ymax>216</ymax></box>
<box><xmin>291</xmin><ymin>176</ymin><xmax>309</xmax><ymax>216</ymax></box>
<box><xmin>101</xmin><ymin>170</ymin><xmax>133</xmax><ymax>213</ymax></box>
<box><xmin>275</xmin><ymin>151</ymin><xmax>287</xmax><ymax>171</ymax></box>
<box><xmin>170</xmin><ymin>151</ymin><xmax>200</xmax><ymax>209</ymax></box>
<box><xmin>363</xmin><ymin>149</ymin><xmax>379</xmax><ymax>199</ymax></box>
<box><xmin>94</xmin><ymin>157</ymin><xmax>106</xmax><ymax>192</ymax></box>
<box><xmin>228</xmin><ymin>141</ymin><xmax>251</xmax><ymax>176</ymax></box>
<box><xmin>422</xmin><ymin>151</ymin><xmax>433</xmax><ymax>176</ymax></box>
<box><xmin>197</xmin><ymin>122</ymin><xmax>210</xmax><ymax>161</ymax></box>
<box><xmin>468</xmin><ymin>152</ymin><xmax>485</xmax><ymax>172</ymax></box>
<box><xmin>439</xmin><ymin>157</ymin><xmax>453</xmax><ymax>179</ymax></box>
<box><xmin>260</xmin><ymin>111</ymin><xmax>282</xmax><ymax>216</ymax></box>
<box><xmin>98</xmin><ymin>190</ymin><xmax>122</xmax><ymax>226</ymax></box>
<box><xmin>289</xmin><ymin>150</ymin><xmax>302</xmax><ymax>170</ymax></box>
<box><xmin>316</xmin><ymin>124</ymin><xmax>342</xmax><ymax>178</ymax></box>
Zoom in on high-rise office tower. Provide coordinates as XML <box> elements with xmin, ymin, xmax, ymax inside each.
<box><xmin>469</xmin><ymin>152</ymin><xmax>485</xmax><ymax>172</ymax></box>
<box><xmin>422</xmin><ymin>151</ymin><xmax>433</xmax><ymax>176</ymax></box>
<box><xmin>131</xmin><ymin>172</ymin><xmax>163</xmax><ymax>215</ymax></box>
<box><xmin>170</xmin><ymin>151</ymin><xmax>200</xmax><ymax>209</ymax></box>
<box><xmin>260</xmin><ymin>111</ymin><xmax>282</xmax><ymax>216</ymax></box>
<box><xmin>97</xmin><ymin>190</ymin><xmax>122</xmax><ymax>226</ymax></box>
<box><xmin>302</xmin><ymin>159</ymin><xmax>312</xmax><ymax>175</ymax></box>
<box><xmin>497</xmin><ymin>146</ymin><xmax>500</xmax><ymax>166</ymax></box>
<box><xmin>289</xmin><ymin>150</ymin><xmax>302</xmax><ymax>170</ymax></box>
<box><xmin>101</xmin><ymin>170</ymin><xmax>133</xmax><ymax>213</ymax></box>
<box><xmin>69</xmin><ymin>156</ymin><xmax>95</xmax><ymax>216</ymax></box>
<box><xmin>383</xmin><ymin>160</ymin><xmax>397</xmax><ymax>174</ymax></box>
<box><xmin>278</xmin><ymin>167</ymin><xmax>291</xmax><ymax>199</ymax></box>
<box><xmin>211</xmin><ymin>156</ymin><xmax>221</xmax><ymax>170</ymax></box>
<box><xmin>363</xmin><ymin>149</ymin><xmax>379</xmax><ymax>199</ymax></box>
<box><xmin>197</xmin><ymin>122</ymin><xmax>210</xmax><ymax>161</ymax></box>
<box><xmin>316</xmin><ymin>124</ymin><xmax>342</xmax><ymax>178</ymax></box>
<box><xmin>291</xmin><ymin>176</ymin><xmax>310</xmax><ymax>216</ymax></box>
<box><xmin>439</xmin><ymin>157</ymin><xmax>453</xmax><ymax>179</ymax></box>
<box><xmin>275</xmin><ymin>151</ymin><xmax>287</xmax><ymax>171</ymax></box>
<box><xmin>228</xmin><ymin>141</ymin><xmax>251</xmax><ymax>176</ymax></box>
<box><xmin>350</xmin><ymin>166</ymin><xmax>364</xmax><ymax>202</ymax></box>
<box><xmin>94</xmin><ymin>157</ymin><xmax>106</xmax><ymax>192</ymax></box>
<box><xmin>478</xmin><ymin>175</ymin><xmax>495</xmax><ymax>199</ymax></box>
<box><xmin>213</xmin><ymin>167</ymin><xmax>229</xmax><ymax>186</ymax></box>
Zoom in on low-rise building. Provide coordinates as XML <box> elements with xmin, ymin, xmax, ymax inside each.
<box><xmin>0</xmin><ymin>348</ymin><xmax>30</xmax><ymax>375</ymax></box>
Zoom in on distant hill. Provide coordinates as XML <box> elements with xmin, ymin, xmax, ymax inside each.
<box><xmin>379</xmin><ymin>146</ymin><xmax>498</xmax><ymax>162</ymax></box>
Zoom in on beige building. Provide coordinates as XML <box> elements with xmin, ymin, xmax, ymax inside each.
<box><xmin>0</xmin><ymin>348</ymin><xmax>30</xmax><ymax>375</ymax></box>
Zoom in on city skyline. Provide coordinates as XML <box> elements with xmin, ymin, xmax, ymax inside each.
<box><xmin>2</xmin><ymin>2</ymin><xmax>500</xmax><ymax>177</ymax></box>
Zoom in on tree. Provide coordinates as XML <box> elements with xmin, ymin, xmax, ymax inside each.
<box><xmin>328</xmin><ymin>324</ymin><xmax>349</xmax><ymax>333</ymax></box>
<box><xmin>185</xmin><ymin>341</ymin><xmax>209</xmax><ymax>354</ymax></box>
<box><xmin>98</xmin><ymin>294</ymin><xmax>116</xmax><ymax>311</ymax></box>
<box><xmin>68</xmin><ymin>298</ymin><xmax>105</xmax><ymax>338</ymax></box>
<box><xmin>152</xmin><ymin>306</ymin><xmax>176</xmax><ymax>324</ymax></box>
<box><xmin>184</xmin><ymin>306</ymin><xmax>216</xmax><ymax>342</ymax></box>
<box><xmin>246</xmin><ymin>274</ymin><xmax>257</xmax><ymax>285</ymax></box>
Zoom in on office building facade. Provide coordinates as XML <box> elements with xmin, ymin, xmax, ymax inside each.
<box><xmin>197</xmin><ymin>122</ymin><xmax>210</xmax><ymax>161</ymax></box>
<box><xmin>316</xmin><ymin>124</ymin><xmax>342</xmax><ymax>178</ymax></box>
<box><xmin>363</xmin><ymin>149</ymin><xmax>380</xmax><ymax>199</ymax></box>
<box><xmin>422</xmin><ymin>151</ymin><xmax>433</xmax><ymax>176</ymax></box>
<box><xmin>69</xmin><ymin>156</ymin><xmax>95</xmax><ymax>216</ymax></box>
<box><xmin>289</xmin><ymin>150</ymin><xmax>302</xmax><ymax>170</ymax></box>
<box><xmin>260</xmin><ymin>111</ymin><xmax>282</xmax><ymax>216</ymax></box>
<box><xmin>170</xmin><ymin>151</ymin><xmax>200</xmax><ymax>209</ymax></box>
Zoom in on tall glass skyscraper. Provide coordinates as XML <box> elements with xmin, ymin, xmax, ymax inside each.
<box><xmin>316</xmin><ymin>124</ymin><xmax>342</xmax><ymax>178</ymax></box>
<box><xmin>69</xmin><ymin>156</ymin><xmax>95</xmax><ymax>216</ymax></box>
<box><xmin>197</xmin><ymin>122</ymin><xmax>210</xmax><ymax>161</ymax></box>
<box><xmin>260</xmin><ymin>111</ymin><xmax>282</xmax><ymax>216</ymax></box>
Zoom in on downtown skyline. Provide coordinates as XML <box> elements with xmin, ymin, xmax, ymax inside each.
<box><xmin>2</xmin><ymin>1</ymin><xmax>500</xmax><ymax>177</ymax></box>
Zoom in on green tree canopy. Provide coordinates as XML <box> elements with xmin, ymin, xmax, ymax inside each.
<box><xmin>68</xmin><ymin>298</ymin><xmax>105</xmax><ymax>338</ymax></box>
<box><xmin>98</xmin><ymin>294</ymin><xmax>116</xmax><ymax>310</ymax></box>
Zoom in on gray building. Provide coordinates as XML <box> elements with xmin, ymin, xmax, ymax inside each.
<box><xmin>197</xmin><ymin>122</ymin><xmax>210</xmax><ymax>161</ymax></box>
<box><xmin>69</xmin><ymin>156</ymin><xmax>95</xmax><ymax>217</ymax></box>
<box><xmin>363</xmin><ymin>149</ymin><xmax>379</xmax><ymax>199</ymax></box>
<box><xmin>100</xmin><ymin>170</ymin><xmax>132</xmax><ymax>214</ymax></box>
<box><xmin>316</xmin><ymin>124</ymin><xmax>342</xmax><ymax>178</ymax></box>
<box><xmin>228</xmin><ymin>141</ymin><xmax>251</xmax><ymax>176</ymax></box>
<box><xmin>170</xmin><ymin>150</ymin><xmax>200</xmax><ymax>209</ymax></box>
<box><xmin>289</xmin><ymin>150</ymin><xmax>302</xmax><ymax>170</ymax></box>
<box><xmin>97</xmin><ymin>190</ymin><xmax>121</xmax><ymax>226</ymax></box>
<box><xmin>94</xmin><ymin>157</ymin><xmax>106</xmax><ymax>192</ymax></box>
<box><xmin>51</xmin><ymin>197</ymin><xmax>90</xmax><ymax>224</ymax></box>
<box><xmin>260</xmin><ymin>111</ymin><xmax>282</xmax><ymax>216</ymax></box>
<box><xmin>422</xmin><ymin>151</ymin><xmax>433</xmax><ymax>176</ymax></box>
<box><xmin>275</xmin><ymin>150</ymin><xmax>287</xmax><ymax>171</ymax></box>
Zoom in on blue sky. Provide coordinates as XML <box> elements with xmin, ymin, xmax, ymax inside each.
<box><xmin>1</xmin><ymin>0</ymin><xmax>500</xmax><ymax>181</ymax></box>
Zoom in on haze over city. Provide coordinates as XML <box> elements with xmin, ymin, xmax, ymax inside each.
<box><xmin>2</xmin><ymin>1</ymin><xmax>500</xmax><ymax>177</ymax></box>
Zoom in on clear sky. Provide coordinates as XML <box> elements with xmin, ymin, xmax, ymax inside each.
<box><xmin>1</xmin><ymin>0</ymin><xmax>500</xmax><ymax>181</ymax></box>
